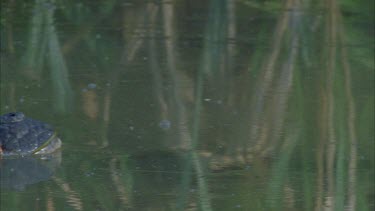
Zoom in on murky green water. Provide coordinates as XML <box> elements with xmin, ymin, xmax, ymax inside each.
<box><xmin>0</xmin><ymin>1</ymin><xmax>374</xmax><ymax>210</ymax></box>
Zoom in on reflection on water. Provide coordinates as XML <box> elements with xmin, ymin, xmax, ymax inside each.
<box><xmin>0</xmin><ymin>152</ymin><xmax>61</xmax><ymax>191</ymax></box>
<box><xmin>0</xmin><ymin>0</ymin><xmax>374</xmax><ymax>210</ymax></box>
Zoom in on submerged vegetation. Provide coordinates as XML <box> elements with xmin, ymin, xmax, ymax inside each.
<box><xmin>0</xmin><ymin>0</ymin><xmax>373</xmax><ymax>210</ymax></box>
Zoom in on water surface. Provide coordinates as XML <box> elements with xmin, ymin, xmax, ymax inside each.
<box><xmin>0</xmin><ymin>0</ymin><xmax>374</xmax><ymax>210</ymax></box>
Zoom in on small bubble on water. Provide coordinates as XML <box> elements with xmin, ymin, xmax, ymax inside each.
<box><xmin>159</xmin><ymin>119</ymin><xmax>171</xmax><ymax>130</ymax></box>
<box><xmin>87</xmin><ymin>83</ymin><xmax>97</xmax><ymax>89</ymax></box>
<box><xmin>81</xmin><ymin>88</ymin><xmax>88</xmax><ymax>92</ymax></box>
<box><xmin>85</xmin><ymin>172</ymin><xmax>94</xmax><ymax>177</ymax></box>
<box><xmin>19</xmin><ymin>96</ymin><xmax>25</xmax><ymax>103</ymax></box>
<box><xmin>235</xmin><ymin>204</ymin><xmax>242</xmax><ymax>208</ymax></box>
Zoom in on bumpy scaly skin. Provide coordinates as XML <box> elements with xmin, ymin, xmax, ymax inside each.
<box><xmin>0</xmin><ymin>112</ymin><xmax>56</xmax><ymax>156</ymax></box>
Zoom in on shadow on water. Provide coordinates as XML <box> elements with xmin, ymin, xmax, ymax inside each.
<box><xmin>0</xmin><ymin>0</ymin><xmax>374</xmax><ymax>210</ymax></box>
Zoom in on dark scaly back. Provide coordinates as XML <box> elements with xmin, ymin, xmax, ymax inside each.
<box><xmin>0</xmin><ymin>112</ymin><xmax>25</xmax><ymax>146</ymax></box>
<box><xmin>0</xmin><ymin>112</ymin><xmax>55</xmax><ymax>156</ymax></box>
